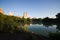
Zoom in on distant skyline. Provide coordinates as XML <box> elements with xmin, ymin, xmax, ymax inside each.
<box><xmin>0</xmin><ymin>0</ymin><xmax>60</xmax><ymax>18</ymax></box>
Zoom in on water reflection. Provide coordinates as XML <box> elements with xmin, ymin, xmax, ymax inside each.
<box><xmin>56</xmin><ymin>24</ymin><xmax>60</xmax><ymax>32</ymax></box>
<box><xmin>24</xmin><ymin>24</ymin><xmax>28</xmax><ymax>32</ymax></box>
<box><xmin>28</xmin><ymin>24</ymin><xmax>57</xmax><ymax>36</ymax></box>
<box><xmin>23</xmin><ymin>23</ymin><xmax>60</xmax><ymax>36</ymax></box>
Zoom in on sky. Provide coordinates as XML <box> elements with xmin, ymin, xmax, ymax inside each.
<box><xmin>0</xmin><ymin>0</ymin><xmax>60</xmax><ymax>18</ymax></box>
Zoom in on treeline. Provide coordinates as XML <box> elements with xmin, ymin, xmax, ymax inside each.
<box><xmin>0</xmin><ymin>12</ymin><xmax>42</xmax><ymax>32</ymax></box>
<box><xmin>42</xmin><ymin>13</ymin><xmax>60</xmax><ymax>25</ymax></box>
<box><xmin>0</xmin><ymin>13</ymin><xmax>22</xmax><ymax>33</ymax></box>
<box><xmin>0</xmin><ymin>12</ymin><xmax>60</xmax><ymax>32</ymax></box>
<box><xmin>42</xmin><ymin>13</ymin><xmax>60</xmax><ymax>30</ymax></box>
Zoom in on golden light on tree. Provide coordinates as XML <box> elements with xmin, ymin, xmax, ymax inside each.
<box><xmin>0</xmin><ymin>8</ymin><xmax>4</xmax><ymax>14</ymax></box>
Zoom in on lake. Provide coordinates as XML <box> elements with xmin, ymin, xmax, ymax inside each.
<box><xmin>23</xmin><ymin>24</ymin><xmax>59</xmax><ymax>36</ymax></box>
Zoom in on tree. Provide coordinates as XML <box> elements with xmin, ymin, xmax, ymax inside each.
<box><xmin>0</xmin><ymin>13</ymin><xmax>22</xmax><ymax>32</ymax></box>
<box><xmin>56</xmin><ymin>13</ymin><xmax>60</xmax><ymax>23</ymax></box>
<box><xmin>0</xmin><ymin>13</ymin><xmax>6</xmax><ymax>31</ymax></box>
<box><xmin>56</xmin><ymin>13</ymin><xmax>60</xmax><ymax>18</ymax></box>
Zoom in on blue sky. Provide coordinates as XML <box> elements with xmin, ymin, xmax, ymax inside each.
<box><xmin>0</xmin><ymin>0</ymin><xmax>60</xmax><ymax>18</ymax></box>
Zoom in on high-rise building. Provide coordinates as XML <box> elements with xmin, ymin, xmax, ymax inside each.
<box><xmin>0</xmin><ymin>8</ymin><xmax>4</xmax><ymax>14</ymax></box>
<box><xmin>23</xmin><ymin>11</ymin><xmax>28</xmax><ymax>19</ymax></box>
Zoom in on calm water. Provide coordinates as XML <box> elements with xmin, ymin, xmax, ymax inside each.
<box><xmin>23</xmin><ymin>24</ymin><xmax>59</xmax><ymax>36</ymax></box>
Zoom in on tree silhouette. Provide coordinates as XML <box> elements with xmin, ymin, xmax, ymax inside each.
<box><xmin>56</xmin><ymin>13</ymin><xmax>60</xmax><ymax>18</ymax></box>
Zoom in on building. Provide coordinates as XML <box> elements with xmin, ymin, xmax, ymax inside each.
<box><xmin>23</xmin><ymin>11</ymin><xmax>28</xmax><ymax>19</ymax></box>
<box><xmin>0</xmin><ymin>8</ymin><xmax>4</xmax><ymax>14</ymax></box>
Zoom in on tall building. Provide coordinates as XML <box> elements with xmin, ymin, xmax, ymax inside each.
<box><xmin>0</xmin><ymin>8</ymin><xmax>4</xmax><ymax>14</ymax></box>
<box><xmin>23</xmin><ymin>11</ymin><xmax>28</xmax><ymax>19</ymax></box>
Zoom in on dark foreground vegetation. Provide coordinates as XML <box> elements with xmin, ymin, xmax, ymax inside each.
<box><xmin>0</xmin><ymin>31</ymin><xmax>49</xmax><ymax>40</ymax></box>
<box><xmin>0</xmin><ymin>30</ymin><xmax>60</xmax><ymax>40</ymax></box>
<box><xmin>0</xmin><ymin>12</ymin><xmax>60</xmax><ymax>40</ymax></box>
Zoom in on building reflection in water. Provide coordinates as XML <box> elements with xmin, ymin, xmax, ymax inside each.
<box><xmin>24</xmin><ymin>24</ymin><xmax>28</xmax><ymax>32</ymax></box>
